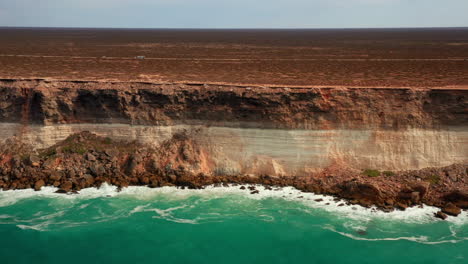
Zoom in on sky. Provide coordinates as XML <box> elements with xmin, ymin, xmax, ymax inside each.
<box><xmin>1</xmin><ymin>0</ymin><xmax>468</xmax><ymax>28</ymax></box>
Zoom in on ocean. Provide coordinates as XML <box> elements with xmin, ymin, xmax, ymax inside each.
<box><xmin>0</xmin><ymin>184</ymin><xmax>466</xmax><ymax>264</ymax></box>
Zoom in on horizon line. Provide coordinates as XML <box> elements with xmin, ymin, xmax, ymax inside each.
<box><xmin>1</xmin><ymin>26</ymin><xmax>468</xmax><ymax>30</ymax></box>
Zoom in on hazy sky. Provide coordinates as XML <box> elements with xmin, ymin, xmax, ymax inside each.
<box><xmin>1</xmin><ymin>0</ymin><xmax>467</xmax><ymax>28</ymax></box>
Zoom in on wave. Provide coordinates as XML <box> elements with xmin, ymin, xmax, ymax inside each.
<box><xmin>130</xmin><ymin>204</ymin><xmax>199</xmax><ymax>224</ymax></box>
<box><xmin>323</xmin><ymin>224</ymin><xmax>466</xmax><ymax>245</ymax></box>
<box><xmin>1</xmin><ymin>184</ymin><xmax>467</xmax><ymax>226</ymax></box>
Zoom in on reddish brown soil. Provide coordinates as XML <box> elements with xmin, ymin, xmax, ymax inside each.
<box><xmin>1</xmin><ymin>28</ymin><xmax>468</xmax><ymax>87</ymax></box>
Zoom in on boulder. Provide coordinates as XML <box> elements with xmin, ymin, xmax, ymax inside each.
<box><xmin>28</xmin><ymin>155</ymin><xmax>41</xmax><ymax>165</ymax></box>
<box><xmin>85</xmin><ymin>153</ymin><xmax>96</xmax><ymax>161</ymax></box>
<box><xmin>396</xmin><ymin>202</ymin><xmax>408</xmax><ymax>210</ymax></box>
<box><xmin>139</xmin><ymin>176</ymin><xmax>150</xmax><ymax>185</ymax></box>
<box><xmin>339</xmin><ymin>181</ymin><xmax>382</xmax><ymax>204</ymax></box>
<box><xmin>49</xmin><ymin>171</ymin><xmax>62</xmax><ymax>181</ymax></box>
<box><xmin>434</xmin><ymin>211</ymin><xmax>448</xmax><ymax>220</ymax></box>
<box><xmin>410</xmin><ymin>192</ymin><xmax>421</xmax><ymax>204</ymax></box>
<box><xmin>83</xmin><ymin>174</ymin><xmax>95</xmax><ymax>185</ymax></box>
<box><xmin>125</xmin><ymin>155</ymin><xmax>139</xmax><ymax>176</ymax></box>
<box><xmin>443</xmin><ymin>191</ymin><xmax>468</xmax><ymax>209</ymax></box>
<box><xmin>59</xmin><ymin>181</ymin><xmax>73</xmax><ymax>192</ymax></box>
<box><xmin>10</xmin><ymin>156</ymin><xmax>21</xmax><ymax>169</ymax></box>
<box><xmin>11</xmin><ymin>169</ymin><xmax>22</xmax><ymax>179</ymax></box>
<box><xmin>34</xmin><ymin>179</ymin><xmax>45</xmax><ymax>191</ymax></box>
<box><xmin>89</xmin><ymin>164</ymin><xmax>105</xmax><ymax>176</ymax></box>
<box><xmin>442</xmin><ymin>203</ymin><xmax>462</xmax><ymax>216</ymax></box>
<box><xmin>105</xmin><ymin>149</ymin><xmax>119</xmax><ymax>157</ymax></box>
<box><xmin>410</xmin><ymin>182</ymin><xmax>430</xmax><ymax>198</ymax></box>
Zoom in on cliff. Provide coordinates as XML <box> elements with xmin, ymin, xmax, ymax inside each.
<box><xmin>0</xmin><ymin>79</ymin><xmax>466</xmax><ymax>175</ymax></box>
<box><xmin>0</xmin><ymin>79</ymin><xmax>467</xmax><ymax>216</ymax></box>
<box><xmin>0</xmin><ymin>79</ymin><xmax>466</xmax><ymax>129</ymax></box>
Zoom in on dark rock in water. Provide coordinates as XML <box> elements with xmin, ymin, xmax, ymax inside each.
<box><xmin>314</xmin><ymin>198</ymin><xmax>324</xmax><ymax>202</ymax></box>
<box><xmin>442</xmin><ymin>203</ymin><xmax>462</xmax><ymax>216</ymax></box>
<box><xmin>34</xmin><ymin>179</ymin><xmax>45</xmax><ymax>191</ymax></box>
<box><xmin>55</xmin><ymin>189</ymin><xmax>68</xmax><ymax>194</ymax></box>
<box><xmin>434</xmin><ymin>211</ymin><xmax>448</xmax><ymax>220</ymax></box>
<box><xmin>251</xmin><ymin>190</ymin><xmax>260</xmax><ymax>194</ymax></box>
<box><xmin>356</xmin><ymin>229</ymin><xmax>367</xmax><ymax>236</ymax></box>
<box><xmin>149</xmin><ymin>183</ymin><xmax>159</xmax><ymax>188</ymax></box>
<box><xmin>240</xmin><ymin>186</ymin><xmax>246</xmax><ymax>190</ymax></box>
<box><xmin>382</xmin><ymin>207</ymin><xmax>394</xmax><ymax>213</ymax></box>
<box><xmin>338</xmin><ymin>203</ymin><xmax>345</xmax><ymax>207</ymax></box>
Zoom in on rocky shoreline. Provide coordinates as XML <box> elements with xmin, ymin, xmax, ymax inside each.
<box><xmin>0</xmin><ymin>131</ymin><xmax>466</xmax><ymax>219</ymax></box>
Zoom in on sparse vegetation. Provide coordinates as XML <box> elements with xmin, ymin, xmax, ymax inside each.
<box><xmin>426</xmin><ymin>174</ymin><xmax>441</xmax><ymax>185</ymax></box>
<box><xmin>62</xmin><ymin>143</ymin><xmax>87</xmax><ymax>155</ymax></box>
<box><xmin>362</xmin><ymin>169</ymin><xmax>380</xmax><ymax>177</ymax></box>
<box><xmin>39</xmin><ymin>148</ymin><xmax>57</xmax><ymax>158</ymax></box>
<box><xmin>103</xmin><ymin>137</ymin><xmax>112</xmax><ymax>145</ymax></box>
<box><xmin>383</xmin><ymin>171</ymin><xmax>395</xmax><ymax>177</ymax></box>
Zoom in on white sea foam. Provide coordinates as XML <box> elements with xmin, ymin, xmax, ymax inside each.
<box><xmin>129</xmin><ymin>204</ymin><xmax>198</xmax><ymax>224</ymax></box>
<box><xmin>1</xmin><ymin>184</ymin><xmax>467</xmax><ymax>226</ymax></box>
<box><xmin>323</xmin><ymin>224</ymin><xmax>464</xmax><ymax>244</ymax></box>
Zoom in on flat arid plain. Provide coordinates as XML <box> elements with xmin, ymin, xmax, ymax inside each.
<box><xmin>1</xmin><ymin>27</ymin><xmax>468</xmax><ymax>87</ymax></box>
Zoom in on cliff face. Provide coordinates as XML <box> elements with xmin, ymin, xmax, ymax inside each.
<box><xmin>0</xmin><ymin>79</ymin><xmax>467</xmax><ymax>174</ymax></box>
<box><xmin>0</xmin><ymin>79</ymin><xmax>466</xmax><ymax>129</ymax></box>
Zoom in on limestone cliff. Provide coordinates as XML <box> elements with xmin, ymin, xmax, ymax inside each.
<box><xmin>0</xmin><ymin>79</ymin><xmax>467</xmax><ymax>173</ymax></box>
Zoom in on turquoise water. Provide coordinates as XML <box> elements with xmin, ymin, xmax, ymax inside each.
<box><xmin>0</xmin><ymin>184</ymin><xmax>466</xmax><ymax>264</ymax></box>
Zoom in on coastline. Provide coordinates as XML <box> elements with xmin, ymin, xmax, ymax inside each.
<box><xmin>1</xmin><ymin>183</ymin><xmax>467</xmax><ymax>227</ymax></box>
<box><xmin>0</xmin><ymin>132</ymin><xmax>466</xmax><ymax>219</ymax></box>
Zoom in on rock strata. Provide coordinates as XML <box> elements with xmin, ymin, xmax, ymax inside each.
<box><xmin>0</xmin><ymin>131</ymin><xmax>466</xmax><ymax>218</ymax></box>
